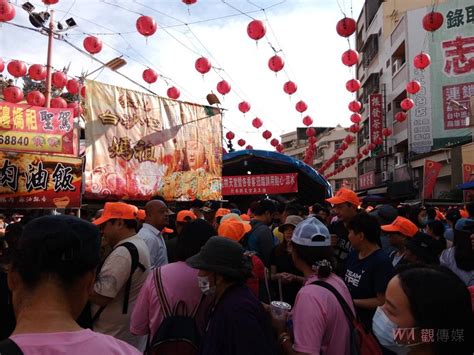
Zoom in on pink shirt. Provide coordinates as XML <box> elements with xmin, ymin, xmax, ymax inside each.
<box><xmin>292</xmin><ymin>274</ymin><xmax>354</xmax><ymax>355</ymax></box>
<box><xmin>131</xmin><ymin>261</ymin><xmax>206</xmax><ymax>338</ymax></box>
<box><xmin>10</xmin><ymin>329</ymin><xmax>140</xmax><ymax>355</ymax></box>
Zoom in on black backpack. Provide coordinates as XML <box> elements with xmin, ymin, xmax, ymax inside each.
<box><xmin>77</xmin><ymin>241</ymin><xmax>146</xmax><ymax>328</ymax></box>
<box><xmin>146</xmin><ymin>267</ymin><xmax>203</xmax><ymax>355</ymax></box>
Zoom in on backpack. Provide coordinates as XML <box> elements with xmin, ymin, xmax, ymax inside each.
<box><xmin>77</xmin><ymin>241</ymin><xmax>146</xmax><ymax>328</ymax></box>
<box><xmin>311</xmin><ymin>280</ymin><xmax>382</xmax><ymax>355</ymax></box>
<box><xmin>146</xmin><ymin>267</ymin><xmax>203</xmax><ymax>355</ymax></box>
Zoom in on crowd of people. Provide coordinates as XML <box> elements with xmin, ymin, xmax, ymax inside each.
<box><xmin>0</xmin><ymin>190</ymin><xmax>473</xmax><ymax>354</ymax></box>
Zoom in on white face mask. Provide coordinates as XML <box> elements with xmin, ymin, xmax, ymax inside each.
<box><xmin>197</xmin><ymin>275</ymin><xmax>216</xmax><ymax>295</ymax></box>
<box><xmin>372</xmin><ymin>307</ymin><xmax>420</xmax><ymax>355</ymax></box>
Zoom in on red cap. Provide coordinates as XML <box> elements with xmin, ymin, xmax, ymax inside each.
<box><xmin>326</xmin><ymin>188</ymin><xmax>360</xmax><ymax>207</ymax></box>
<box><xmin>218</xmin><ymin>219</ymin><xmax>252</xmax><ymax>242</ymax></box>
<box><xmin>176</xmin><ymin>210</ymin><xmax>197</xmax><ymax>223</ymax></box>
<box><xmin>162</xmin><ymin>227</ymin><xmax>174</xmax><ymax>234</ymax></box>
<box><xmin>240</xmin><ymin>214</ymin><xmax>251</xmax><ymax>222</ymax></box>
<box><xmin>93</xmin><ymin>202</ymin><xmax>138</xmax><ymax>225</ymax></box>
<box><xmin>137</xmin><ymin>209</ymin><xmax>146</xmax><ymax>221</ymax></box>
<box><xmin>381</xmin><ymin>216</ymin><xmax>418</xmax><ymax>237</ymax></box>
<box><xmin>216</xmin><ymin>208</ymin><xmax>231</xmax><ymax>218</ymax></box>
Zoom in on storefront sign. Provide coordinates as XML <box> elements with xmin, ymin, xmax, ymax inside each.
<box><xmin>369</xmin><ymin>93</ymin><xmax>383</xmax><ymax>144</ymax></box>
<box><xmin>442</xmin><ymin>82</ymin><xmax>473</xmax><ymax>129</ymax></box>
<box><xmin>358</xmin><ymin>171</ymin><xmax>375</xmax><ymax>190</ymax></box>
<box><xmin>462</xmin><ymin>163</ymin><xmax>474</xmax><ymax>201</ymax></box>
<box><xmin>0</xmin><ymin>151</ymin><xmax>82</xmax><ymax>208</ymax></box>
<box><xmin>0</xmin><ymin>102</ymin><xmax>76</xmax><ymax>155</ymax></box>
<box><xmin>423</xmin><ymin>160</ymin><xmax>443</xmax><ymax>199</ymax></box>
<box><xmin>222</xmin><ymin>173</ymin><xmax>298</xmax><ymax>196</ymax></box>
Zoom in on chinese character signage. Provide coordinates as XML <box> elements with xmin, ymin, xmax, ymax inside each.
<box><xmin>422</xmin><ymin>160</ymin><xmax>443</xmax><ymax>199</ymax></box>
<box><xmin>0</xmin><ymin>151</ymin><xmax>82</xmax><ymax>208</ymax></box>
<box><xmin>462</xmin><ymin>164</ymin><xmax>474</xmax><ymax>201</ymax></box>
<box><xmin>0</xmin><ymin>102</ymin><xmax>76</xmax><ymax>156</ymax></box>
<box><xmin>358</xmin><ymin>171</ymin><xmax>375</xmax><ymax>190</ymax></box>
<box><xmin>84</xmin><ymin>80</ymin><xmax>222</xmax><ymax>201</ymax></box>
<box><xmin>222</xmin><ymin>173</ymin><xmax>298</xmax><ymax>196</ymax></box>
<box><xmin>442</xmin><ymin>82</ymin><xmax>473</xmax><ymax>129</ymax></box>
<box><xmin>369</xmin><ymin>93</ymin><xmax>383</xmax><ymax>157</ymax></box>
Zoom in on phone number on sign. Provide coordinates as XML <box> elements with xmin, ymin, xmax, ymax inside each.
<box><xmin>0</xmin><ymin>134</ymin><xmax>29</xmax><ymax>146</ymax></box>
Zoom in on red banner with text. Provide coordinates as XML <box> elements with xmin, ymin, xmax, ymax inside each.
<box><xmin>0</xmin><ymin>102</ymin><xmax>77</xmax><ymax>156</ymax></box>
<box><xmin>423</xmin><ymin>160</ymin><xmax>443</xmax><ymax>200</ymax></box>
<box><xmin>462</xmin><ymin>164</ymin><xmax>474</xmax><ymax>201</ymax></box>
<box><xmin>222</xmin><ymin>173</ymin><xmax>298</xmax><ymax>196</ymax></box>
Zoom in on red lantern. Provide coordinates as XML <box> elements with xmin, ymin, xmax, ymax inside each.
<box><xmin>83</xmin><ymin>36</ymin><xmax>102</xmax><ymax>55</ymax></box>
<box><xmin>346</xmin><ymin>79</ymin><xmax>361</xmax><ymax>93</ymax></box>
<box><xmin>348</xmin><ymin>100</ymin><xmax>362</xmax><ymax>112</ymax></box>
<box><xmin>52</xmin><ymin>71</ymin><xmax>67</xmax><ymax>89</ymax></box>
<box><xmin>344</xmin><ymin>135</ymin><xmax>354</xmax><ymax>144</ymax></box>
<box><xmin>395</xmin><ymin>111</ymin><xmax>407</xmax><ymax>122</ymax></box>
<box><xmin>341</xmin><ymin>142</ymin><xmax>349</xmax><ymax>150</ymax></box>
<box><xmin>7</xmin><ymin>60</ymin><xmax>27</xmax><ymax>78</ymax></box>
<box><xmin>270</xmin><ymin>138</ymin><xmax>279</xmax><ymax>147</ymax></box>
<box><xmin>0</xmin><ymin>1</ymin><xmax>15</xmax><ymax>22</ymax></box>
<box><xmin>357</xmin><ymin>153</ymin><xmax>363</xmax><ymax>159</ymax></box>
<box><xmin>67</xmin><ymin>102</ymin><xmax>83</xmax><ymax>118</ymax></box>
<box><xmin>341</xmin><ymin>49</ymin><xmax>359</xmax><ymax>67</ymax></box>
<box><xmin>182</xmin><ymin>0</ymin><xmax>197</xmax><ymax>4</ymax></box>
<box><xmin>382</xmin><ymin>128</ymin><xmax>392</xmax><ymax>137</ymax></box>
<box><xmin>345</xmin><ymin>162</ymin><xmax>351</xmax><ymax>168</ymax></box>
<box><xmin>28</xmin><ymin>64</ymin><xmax>46</xmax><ymax>81</ymax></box>
<box><xmin>306</xmin><ymin>127</ymin><xmax>316</xmax><ymax>137</ymax></box>
<box><xmin>374</xmin><ymin>137</ymin><xmax>383</xmax><ymax>145</ymax></box>
<box><xmin>217</xmin><ymin>80</ymin><xmax>231</xmax><ymax>95</ymax></box>
<box><xmin>283</xmin><ymin>81</ymin><xmax>297</xmax><ymax>95</ymax></box>
<box><xmin>247</xmin><ymin>20</ymin><xmax>266</xmax><ymax>41</ymax></box>
<box><xmin>362</xmin><ymin>148</ymin><xmax>369</xmax><ymax>155</ymax></box>
<box><xmin>50</xmin><ymin>97</ymin><xmax>67</xmax><ymax>108</ymax></box>
<box><xmin>308</xmin><ymin>136</ymin><xmax>317</xmax><ymax>144</ymax></box>
<box><xmin>406</xmin><ymin>80</ymin><xmax>421</xmax><ymax>95</ymax></box>
<box><xmin>225</xmin><ymin>131</ymin><xmax>235</xmax><ymax>140</ymax></box>
<box><xmin>295</xmin><ymin>100</ymin><xmax>308</xmax><ymax>113</ymax></box>
<box><xmin>350</xmin><ymin>113</ymin><xmax>362</xmax><ymax>124</ymax></box>
<box><xmin>262</xmin><ymin>130</ymin><xmax>272</xmax><ymax>140</ymax></box>
<box><xmin>336</xmin><ymin>148</ymin><xmax>344</xmax><ymax>156</ymax></box>
<box><xmin>80</xmin><ymin>86</ymin><xmax>86</xmax><ymax>97</ymax></box>
<box><xmin>349</xmin><ymin>124</ymin><xmax>360</xmax><ymax>133</ymax></box>
<box><xmin>143</xmin><ymin>68</ymin><xmax>158</xmax><ymax>84</ymax></box>
<box><xmin>368</xmin><ymin>143</ymin><xmax>376</xmax><ymax>151</ymax></box>
<box><xmin>302</xmin><ymin>115</ymin><xmax>313</xmax><ymax>126</ymax></box>
<box><xmin>0</xmin><ymin>58</ymin><xmax>4</xmax><ymax>72</ymax></box>
<box><xmin>167</xmin><ymin>87</ymin><xmax>180</xmax><ymax>99</ymax></box>
<box><xmin>42</xmin><ymin>0</ymin><xmax>59</xmax><ymax>4</ymax></box>
<box><xmin>26</xmin><ymin>90</ymin><xmax>45</xmax><ymax>106</ymax></box>
<box><xmin>246</xmin><ymin>145</ymin><xmax>253</xmax><ymax>150</ymax></box>
<box><xmin>237</xmin><ymin>138</ymin><xmax>246</xmax><ymax>147</ymax></box>
<box><xmin>422</xmin><ymin>11</ymin><xmax>443</xmax><ymax>32</ymax></box>
<box><xmin>195</xmin><ymin>57</ymin><xmax>211</xmax><ymax>75</ymax></box>
<box><xmin>276</xmin><ymin>144</ymin><xmax>284</xmax><ymax>153</ymax></box>
<box><xmin>401</xmin><ymin>98</ymin><xmax>415</xmax><ymax>111</ymax></box>
<box><xmin>66</xmin><ymin>79</ymin><xmax>80</xmax><ymax>94</ymax></box>
<box><xmin>136</xmin><ymin>16</ymin><xmax>157</xmax><ymax>36</ymax></box>
<box><xmin>414</xmin><ymin>52</ymin><xmax>431</xmax><ymax>70</ymax></box>
<box><xmin>336</xmin><ymin>17</ymin><xmax>356</xmax><ymax>37</ymax></box>
<box><xmin>268</xmin><ymin>55</ymin><xmax>284</xmax><ymax>73</ymax></box>
<box><xmin>252</xmin><ymin>118</ymin><xmax>263</xmax><ymax>129</ymax></box>
<box><xmin>238</xmin><ymin>101</ymin><xmax>251</xmax><ymax>113</ymax></box>
<box><xmin>3</xmin><ymin>86</ymin><xmax>23</xmax><ymax>103</ymax></box>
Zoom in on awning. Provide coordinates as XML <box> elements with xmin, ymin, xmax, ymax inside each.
<box><xmin>457</xmin><ymin>181</ymin><xmax>474</xmax><ymax>190</ymax></box>
<box><xmin>368</xmin><ymin>187</ymin><xmax>387</xmax><ymax>195</ymax></box>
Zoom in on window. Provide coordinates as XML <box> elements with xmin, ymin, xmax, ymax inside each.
<box><xmin>335</xmin><ymin>159</ymin><xmax>343</xmax><ymax>169</ymax></box>
<box><xmin>387</xmin><ymin>102</ymin><xmax>392</xmax><ymax>112</ymax></box>
<box><xmin>335</xmin><ymin>179</ymin><xmax>343</xmax><ymax>190</ymax></box>
<box><xmin>334</xmin><ymin>140</ymin><xmax>343</xmax><ymax>150</ymax></box>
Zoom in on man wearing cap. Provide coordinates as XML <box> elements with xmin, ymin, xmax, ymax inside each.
<box><xmin>166</xmin><ymin>210</ymin><xmax>197</xmax><ymax>263</ymax></box>
<box><xmin>137</xmin><ymin>200</ymin><xmax>173</xmax><ymax>268</ymax></box>
<box><xmin>381</xmin><ymin>216</ymin><xmax>418</xmax><ymax>267</ymax></box>
<box><xmin>186</xmin><ymin>237</ymin><xmax>277</xmax><ymax>355</ymax></box>
<box><xmin>90</xmin><ymin>202</ymin><xmax>150</xmax><ymax>351</ymax></box>
<box><xmin>325</xmin><ymin>188</ymin><xmax>360</xmax><ymax>274</ymax></box>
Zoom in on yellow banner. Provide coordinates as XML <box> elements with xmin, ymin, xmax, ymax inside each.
<box><xmin>84</xmin><ymin>80</ymin><xmax>222</xmax><ymax>201</ymax></box>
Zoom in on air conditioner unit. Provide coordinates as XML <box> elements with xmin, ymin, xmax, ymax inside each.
<box><xmin>382</xmin><ymin>171</ymin><xmax>392</xmax><ymax>182</ymax></box>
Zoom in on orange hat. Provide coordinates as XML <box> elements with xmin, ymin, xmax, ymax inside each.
<box><xmin>177</xmin><ymin>210</ymin><xmax>197</xmax><ymax>223</ymax></box>
<box><xmin>381</xmin><ymin>216</ymin><xmax>418</xmax><ymax>237</ymax></box>
<box><xmin>326</xmin><ymin>188</ymin><xmax>360</xmax><ymax>207</ymax></box>
<box><xmin>218</xmin><ymin>219</ymin><xmax>252</xmax><ymax>242</ymax></box>
<box><xmin>162</xmin><ymin>227</ymin><xmax>174</xmax><ymax>234</ymax></box>
<box><xmin>435</xmin><ymin>209</ymin><xmax>445</xmax><ymax>221</ymax></box>
<box><xmin>240</xmin><ymin>213</ymin><xmax>251</xmax><ymax>222</ymax></box>
<box><xmin>93</xmin><ymin>202</ymin><xmax>138</xmax><ymax>225</ymax></box>
<box><xmin>137</xmin><ymin>209</ymin><xmax>146</xmax><ymax>221</ymax></box>
<box><xmin>460</xmin><ymin>209</ymin><xmax>469</xmax><ymax>218</ymax></box>
<box><xmin>215</xmin><ymin>208</ymin><xmax>231</xmax><ymax>218</ymax></box>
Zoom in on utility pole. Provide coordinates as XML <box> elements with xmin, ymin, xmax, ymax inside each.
<box><xmin>44</xmin><ymin>10</ymin><xmax>54</xmax><ymax>108</ymax></box>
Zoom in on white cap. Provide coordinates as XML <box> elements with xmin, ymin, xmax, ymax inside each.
<box><xmin>291</xmin><ymin>217</ymin><xmax>331</xmax><ymax>247</ymax></box>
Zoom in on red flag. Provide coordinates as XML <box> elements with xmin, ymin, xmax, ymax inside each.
<box><xmin>423</xmin><ymin>160</ymin><xmax>442</xmax><ymax>199</ymax></box>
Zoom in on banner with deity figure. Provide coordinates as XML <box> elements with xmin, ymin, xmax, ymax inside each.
<box><xmin>84</xmin><ymin>80</ymin><xmax>222</xmax><ymax>201</ymax></box>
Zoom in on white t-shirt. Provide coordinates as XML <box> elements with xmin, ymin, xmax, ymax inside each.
<box><xmin>440</xmin><ymin>247</ymin><xmax>474</xmax><ymax>286</ymax></box>
<box><xmin>92</xmin><ymin>236</ymin><xmax>150</xmax><ymax>351</ymax></box>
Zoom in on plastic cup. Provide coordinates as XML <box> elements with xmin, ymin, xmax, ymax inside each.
<box><xmin>271</xmin><ymin>301</ymin><xmax>291</xmax><ymax>320</ymax></box>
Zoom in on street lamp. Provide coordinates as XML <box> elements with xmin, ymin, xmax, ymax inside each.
<box><xmin>21</xmin><ymin>2</ymin><xmax>77</xmax><ymax>108</ymax></box>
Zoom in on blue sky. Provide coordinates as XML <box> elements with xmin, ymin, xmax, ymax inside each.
<box><xmin>1</xmin><ymin>0</ymin><xmax>365</xmax><ymax>148</ymax></box>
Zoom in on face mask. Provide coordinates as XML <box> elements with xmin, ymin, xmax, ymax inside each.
<box><xmin>197</xmin><ymin>275</ymin><xmax>216</xmax><ymax>295</ymax></box>
<box><xmin>373</xmin><ymin>307</ymin><xmax>411</xmax><ymax>355</ymax></box>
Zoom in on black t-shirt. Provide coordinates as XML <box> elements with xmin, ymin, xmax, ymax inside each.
<box><xmin>269</xmin><ymin>246</ymin><xmax>303</xmax><ymax>305</ymax></box>
<box><xmin>343</xmin><ymin>249</ymin><xmax>394</xmax><ymax>331</ymax></box>
<box><xmin>329</xmin><ymin>220</ymin><xmax>351</xmax><ymax>274</ymax></box>
<box><xmin>200</xmin><ymin>284</ymin><xmax>277</xmax><ymax>355</ymax></box>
